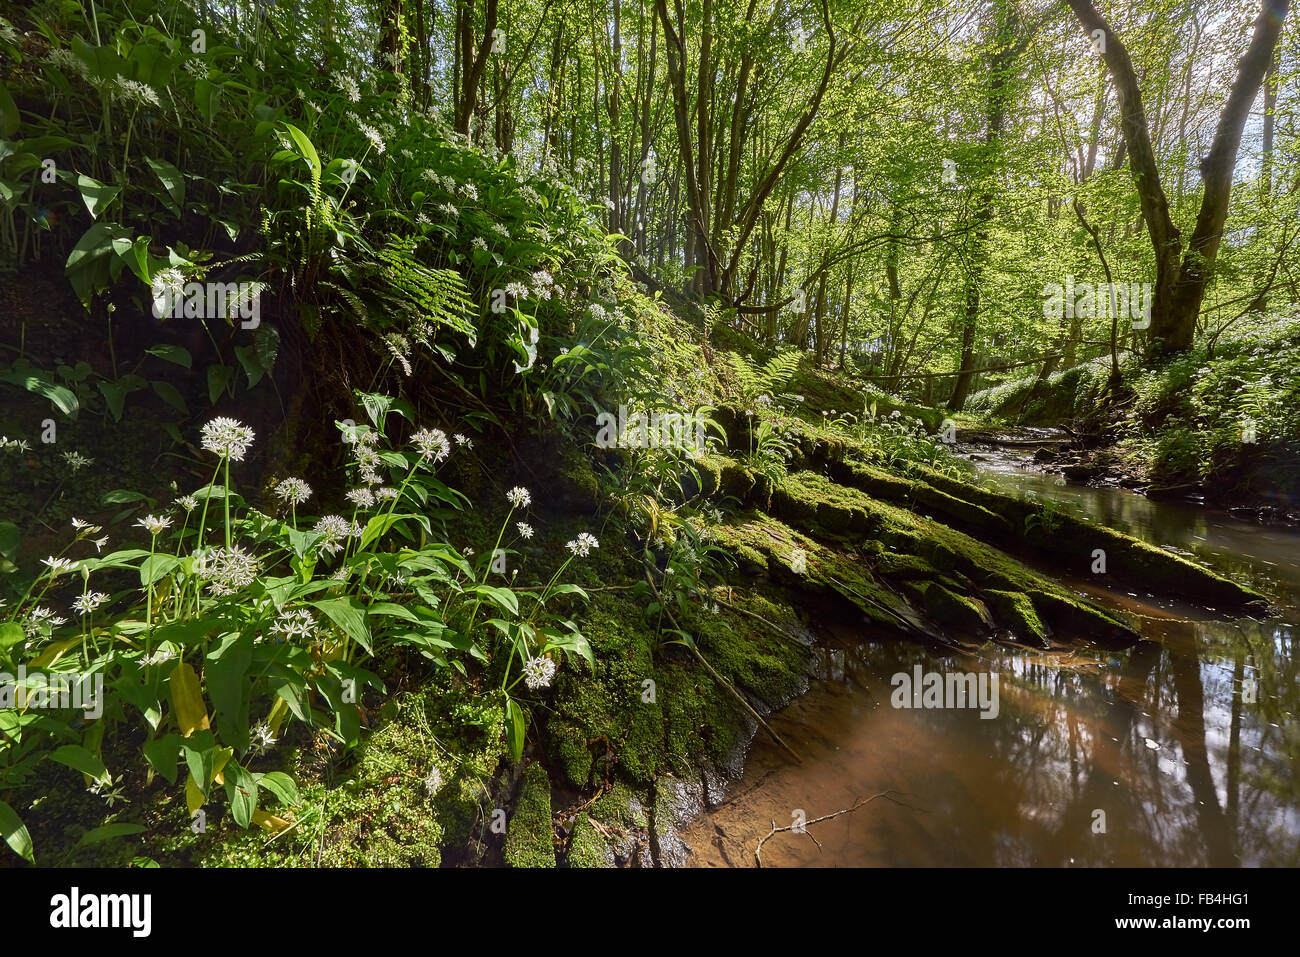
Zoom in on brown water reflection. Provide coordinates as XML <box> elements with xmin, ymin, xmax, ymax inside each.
<box><xmin>684</xmin><ymin>472</ymin><xmax>1300</xmax><ymax>867</ymax></box>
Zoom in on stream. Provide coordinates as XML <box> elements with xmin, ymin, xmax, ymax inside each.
<box><xmin>681</xmin><ymin>448</ymin><xmax>1300</xmax><ymax>867</ymax></box>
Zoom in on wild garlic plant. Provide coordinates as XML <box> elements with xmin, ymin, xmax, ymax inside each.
<box><xmin>0</xmin><ymin>393</ymin><xmax>594</xmax><ymax>862</ymax></box>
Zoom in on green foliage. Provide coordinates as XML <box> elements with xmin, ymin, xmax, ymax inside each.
<box><xmin>0</xmin><ymin>394</ymin><xmax>595</xmax><ymax>862</ymax></box>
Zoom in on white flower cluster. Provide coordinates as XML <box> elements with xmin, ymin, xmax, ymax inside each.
<box><xmin>201</xmin><ymin>417</ymin><xmax>255</xmax><ymax>462</ymax></box>
<box><xmin>332</xmin><ymin>71</ymin><xmax>361</xmax><ymax>102</ymax></box>
<box><xmin>111</xmin><ymin>78</ymin><xmax>161</xmax><ymax>107</ymax></box>
<box><xmin>270</xmin><ymin>607</ymin><xmax>316</xmax><ymax>641</ymax></box>
<box><xmin>411</xmin><ymin>428</ymin><xmax>451</xmax><ymax>464</ymax></box>
<box><xmin>565</xmin><ymin>532</ymin><xmax>598</xmax><ymax>557</ymax></box>
<box><xmin>522</xmin><ymin>655</ymin><xmax>557</xmax><ymax>690</ymax></box>
<box><xmin>45</xmin><ymin>48</ymin><xmax>89</xmax><ymax>79</ymax></box>
<box><xmin>201</xmin><ymin>545</ymin><xmax>260</xmax><ymax>596</ymax></box>
<box><xmin>274</xmin><ymin>477</ymin><xmax>313</xmax><ymax>506</ymax></box>
<box><xmin>313</xmin><ymin>515</ymin><xmax>358</xmax><ymax>556</ymax></box>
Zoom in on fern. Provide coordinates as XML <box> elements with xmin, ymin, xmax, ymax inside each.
<box><xmin>727</xmin><ymin>348</ymin><xmax>802</xmax><ymax>403</ymax></box>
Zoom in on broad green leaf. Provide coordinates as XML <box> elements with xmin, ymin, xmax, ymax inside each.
<box><xmin>49</xmin><ymin>744</ymin><xmax>110</xmax><ymax>783</ymax></box>
<box><xmin>146</xmin><ymin>344</ymin><xmax>192</xmax><ymax>368</ymax></box>
<box><xmin>207</xmin><ymin>363</ymin><xmax>232</xmax><ymax>404</ymax></box>
<box><xmin>223</xmin><ymin>760</ymin><xmax>258</xmax><ymax>828</ymax></box>
<box><xmin>0</xmin><ymin>801</ymin><xmax>34</xmax><ymax>863</ymax></box>
<box><xmin>75</xmin><ymin>823</ymin><xmax>147</xmax><ymax>848</ymax></box>
<box><xmin>169</xmin><ymin>662</ymin><xmax>210</xmax><ymax>736</ymax></box>
<box><xmin>76</xmin><ymin>173</ymin><xmax>121</xmax><ymax>219</ymax></box>
<box><xmin>144</xmin><ymin>155</ymin><xmax>185</xmax><ymax>206</ymax></box>
<box><xmin>282</xmin><ymin>122</ymin><xmax>321</xmax><ymax>177</ymax></box>
<box><xmin>505</xmin><ymin>697</ymin><xmax>525</xmax><ymax>763</ymax></box>
<box><xmin>0</xmin><ymin>81</ymin><xmax>19</xmax><ymax>138</ymax></box>
<box><xmin>142</xmin><ymin>734</ymin><xmax>182</xmax><ymax>784</ymax></box>
<box><xmin>151</xmin><ymin>380</ymin><xmax>188</xmax><ymax>414</ymax></box>
<box><xmin>469</xmin><ymin>584</ymin><xmax>519</xmax><ymax>616</ymax></box>
<box><xmin>257</xmin><ymin>771</ymin><xmax>300</xmax><ymax>808</ymax></box>
<box><xmin>310</xmin><ymin>597</ymin><xmax>372</xmax><ymax>655</ymax></box>
<box><xmin>140</xmin><ymin>554</ymin><xmax>180</xmax><ymax>587</ymax></box>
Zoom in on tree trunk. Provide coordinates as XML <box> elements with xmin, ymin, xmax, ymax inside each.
<box><xmin>1066</xmin><ymin>0</ymin><xmax>1290</xmax><ymax>354</ymax></box>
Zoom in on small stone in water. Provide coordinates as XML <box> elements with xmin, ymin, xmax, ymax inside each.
<box><xmin>1144</xmin><ymin>738</ymin><xmax>1160</xmax><ymax>750</ymax></box>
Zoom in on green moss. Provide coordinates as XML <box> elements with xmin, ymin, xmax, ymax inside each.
<box><xmin>908</xmin><ymin>581</ymin><xmax>993</xmax><ymax>633</ymax></box>
<box><xmin>984</xmin><ymin>589</ymin><xmax>1051</xmax><ymax>643</ymax></box>
<box><xmin>565</xmin><ymin>812</ymin><xmax>612</xmax><ymax>868</ymax></box>
<box><xmin>505</xmin><ymin>761</ymin><xmax>556</xmax><ymax>868</ymax></box>
<box><xmin>590</xmin><ymin>780</ymin><xmax>650</xmax><ymax>828</ymax></box>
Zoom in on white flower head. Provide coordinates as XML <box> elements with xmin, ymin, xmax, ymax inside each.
<box><xmin>248</xmin><ymin>723</ymin><xmax>278</xmax><ymax>756</ymax></box>
<box><xmin>200</xmin><ymin>417</ymin><xmax>255</xmax><ymax>461</ymax></box>
<box><xmin>313</xmin><ymin>515</ymin><xmax>352</xmax><ymax>555</ymax></box>
<box><xmin>346</xmin><ymin>487</ymin><xmax>376</xmax><ymax>508</ymax></box>
<box><xmin>275</xmin><ymin>477</ymin><xmax>312</xmax><ymax>507</ymax></box>
<box><xmin>522</xmin><ymin>655</ymin><xmax>558</xmax><ymax>691</ymax></box>
<box><xmin>411</xmin><ymin>428</ymin><xmax>451</xmax><ymax>464</ymax></box>
<box><xmin>72</xmin><ymin>592</ymin><xmax>108</xmax><ymax>614</ymax></box>
<box><xmin>135</xmin><ymin>514</ymin><xmax>172</xmax><ymax>536</ymax></box>
<box><xmin>270</xmin><ymin>607</ymin><xmax>316</xmax><ymax>641</ymax></box>
<box><xmin>506</xmin><ymin>486</ymin><xmax>532</xmax><ymax>509</ymax></box>
<box><xmin>175</xmin><ymin>495</ymin><xmax>199</xmax><ymax>512</ymax></box>
<box><xmin>204</xmin><ymin>545</ymin><xmax>259</xmax><ymax>596</ymax></box>
<box><xmin>424</xmin><ymin>767</ymin><xmax>444</xmax><ymax>797</ymax></box>
<box><xmin>565</xmin><ymin>532</ymin><xmax>599</xmax><ymax>557</ymax></box>
<box><xmin>516</xmin><ymin>522</ymin><xmax>534</xmax><ymax>540</ymax></box>
<box><xmin>41</xmin><ymin>556</ymin><xmax>76</xmax><ymax>577</ymax></box>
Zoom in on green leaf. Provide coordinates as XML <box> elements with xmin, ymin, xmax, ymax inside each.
<box><xmin>366</xmin><ymin>602</ymin><xmax>419</xmax><ymax>623</ymax></box>
<box><xmin>0</xmin><ymin>81</ymin><xmax>19</xmax><ymax>138</ymax></box>
<box><xmin>144</xmin><ymin>155</ymin><xmax>185</xmax><ymax>207</ymax></box>
<box><xmin>151</xmin><ymin>380</ymin><xmax>188</xmax><ymax>415</ymax></box>
<box><xmin>0</xmin><ymin>368</ymin><xmax>79</xmax><ymax>416</ymax></box>
<box><xmin>281</xmin><ymin>122</ymin><xmax>321</xmax><ymax>178</ymax></box>
<box><xmin>357</xmin><ymin>513</ymin><xmax>407</xmax><ymax>552</ymax></box>
<box><xmin>0</xmin><ymin>622</ymin><xmax>24</xmax><ymax>651</ymax></box>
<box><xmin>505</xmin><ymin>697</ymin><xmax>525</xmax><ymax>763</ymax></box>
<box><xmin>102</xmin><ymin>489</ymin><xmax>148</xmax><ymax>504</ymax></box>
<box><xmin>140</xmin><ymin>554</ymin><xmax>180</xmax><ymax>587</ymax></box>
<box><xmin>223</xmin><ymin>760</ymin><xmax>258</xmax><ymax>828</ymax></box>
<box><xmin>75</xmin><ymin>822</ymin><xmax>147</xmax><ymax>849</ymax></box>
<box><xmin>97</xmin><ymin>379</ymin><xmax>128</xmax><ymax>422</ymax></box>
<box><xmin>76</xmin><ymin>173</ymin><xmax>121</xmax><ymax>220</ymax></box>
<box><xmin>49</xmin><ymin>744</ymin><xmax>110</xmax><ymax>783</ymax></box>
<box><xmin>142</xmin><ymin>734</ymin><xmax>182</xmax><ymax>784</ymax></box>
<box><xmin>152</xmin><ymin>616</ymin><xmax>227</xmax><ymax>648</ymax></box>
<box><xmin>469</xmin><ymin>584</ymin><xmax>519</xmax><ymax>616</ymax></box>
<box><xmin>179</xmin><ymin>729</ymin><xmax>217</xmax><ymax>795</ymax></box>
<box><xmin>146</xmin><ymin>344</ymin><xmax>192</xmax><ymax>369</ymax></box>
<box><xmin>310</xmin><ymin>597</ymin><xmax>373</xmax><ymax>655</ymax></box>
<box><xmin>0</xmin><ymin>521</ymin><xmax>19</xmax><ymax>561</ymax></box>
<box><xmin>66</xmin><ymin>221</ymin><xmax>122</xmax><ymax>305</ymax></box>
<box><xmin>0</xmin><ymin>801</ymin><xmax>35</xmax><ymax>863</ymax></box>
<box><xmin>234</xmin><ymin>344</ymin><xmax>265</xmax><ymax>388</ymax></box>
<box><xmin>257</xmin><ymin>771</ymin><xmax>300</xmax><ymax>808</ymax></box>
<box><xmin>206</xmin><ymin>632</ymin><xmax>252</xmax><ymax>752</ymax></box>
<box><xmin>207</xmin><ymin>363</ymin><xmax>232</xmax><ymax>404</ymax></box>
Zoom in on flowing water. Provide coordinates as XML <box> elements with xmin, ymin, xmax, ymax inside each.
<box><xmin>682</xmin><ymin>451</ymin><xmax>1300</xmax><ymax>867</ymax></box>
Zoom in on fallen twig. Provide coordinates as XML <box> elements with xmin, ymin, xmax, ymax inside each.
<box><xmin>754</xmin><ymin>789</ymin><xmax>909</xmax><ymax>867</ymax></box>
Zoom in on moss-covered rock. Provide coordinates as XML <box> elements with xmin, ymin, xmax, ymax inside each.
<box><xmin>984</xmin><ymin>588</ymin><xmax>1051</xmax><ymax>643</ymax></box>
<box><xmin>565</xmin><ymin>812</ymin><xmax>614</xmax><ymax>867</ymax></box>
<box><xmin>505</xmin><ymin>761</ymin><xmax>556</xmax><ymax>868</ymax></box>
